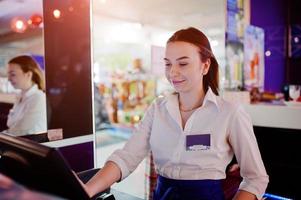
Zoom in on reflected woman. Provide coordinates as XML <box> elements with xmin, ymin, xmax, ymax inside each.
<box><xmin>2</xmin><ymin>55</ymin><xmax>47</xmax><ymax>136</ymax></box>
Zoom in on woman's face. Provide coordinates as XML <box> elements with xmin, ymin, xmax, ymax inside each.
<box><xmin>164</xmin><ymin>41</ymin><xmax>209</xmax><ymax>94</ymax></box>
<box><xmin>8</xmin><ymin>63</ymin><xmax>32</xmax><ymax>91</ymax></box>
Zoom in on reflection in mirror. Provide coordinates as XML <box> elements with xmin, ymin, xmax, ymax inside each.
<box><xmin>4</xmin><ymin>55</ymin><xmax>46</xmax><ymax>136</ymax></box>
<box><xmin>0</xmin><ymin>0</ymin><xmax>48</xmax><ymax>141</ymax></box>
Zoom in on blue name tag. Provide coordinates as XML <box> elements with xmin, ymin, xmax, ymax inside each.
<box><xmin>186</xmin><ymin>134</ymin><xmax>211</xmax><ymax>151</ymax></box>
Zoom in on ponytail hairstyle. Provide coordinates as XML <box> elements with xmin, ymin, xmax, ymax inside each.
<box><xmin>8</xmin><ymin>55</ymin><xmax>45</xmax><ymax>91</ymax></box>
<box><xmin>167</xmin><ymin>27</ymin><xmax>219</xmax><ymax>95</ymax></box>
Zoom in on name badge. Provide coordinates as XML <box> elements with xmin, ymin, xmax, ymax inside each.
<box><xmin>186</xmin><ymin>134</ymin><xmax>210</xmax><ymax>151</ymax></box>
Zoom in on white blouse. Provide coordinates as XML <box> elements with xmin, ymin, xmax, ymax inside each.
<box><xmin>6</xmin><ymin>84</ymin><xmax>47</xmax><ymax>136</ymax></box>
<box><xmin>107</xmin><ymin>88</ymin><xmax>269</xmax><ymax>199</ymax></box>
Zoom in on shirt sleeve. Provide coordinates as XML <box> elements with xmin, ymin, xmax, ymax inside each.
<box><xmin>228</xmin><ymin>104</ymin><xmax>269</xmax><ymax>200</ymax></box>
<box><xmin>106</xmin><ymin>101</ymin><xmax>155</xmax><ymax>180</ymax></box>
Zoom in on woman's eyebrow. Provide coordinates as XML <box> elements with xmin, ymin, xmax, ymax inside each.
<box><xmin>164</xmin><ymin>56</ymin><xmax>189</xmax><ymax>61</ymax></box>
<box><xmin>176</xmin><ymin>56</ymin><xmax>189</xmax><ymax>61</ymax></box>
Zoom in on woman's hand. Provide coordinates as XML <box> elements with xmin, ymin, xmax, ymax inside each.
<box><xmin>233</xmin><ymin>190</ymin><xmax>257</xmax><ymax>200</ymax></box>
<box><xmin>228</xmin><ymin>163</ymin><xmax>240</xmax><ymax>172</ymax></box>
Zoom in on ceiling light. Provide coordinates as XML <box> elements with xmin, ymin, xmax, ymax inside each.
<box><xmin>53</xmin><ymin>9</ymin><xmax>61</xmax><ymax>19</ymax></box>
<box><xmin>10</xmin><ymin>17</ymin><xmax>27</xmax><ymax>33</ymax></box>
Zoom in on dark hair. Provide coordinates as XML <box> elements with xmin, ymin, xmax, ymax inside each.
<box><xmin>8</xmin><ymin>55</ymin><xmax>45</xmax><ymax>91</ymax></box>
<box><xmin>167</xmin><ymin>27</ymin><xmax>219</xmax><ymax>95</ymax></box>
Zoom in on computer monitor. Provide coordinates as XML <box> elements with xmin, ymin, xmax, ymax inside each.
<box><xmin>0</xmin><ymin>133</ymin><xmax>90</xmax><ymax>200</ymax></box>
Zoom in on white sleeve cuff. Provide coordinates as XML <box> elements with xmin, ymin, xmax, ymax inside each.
<box><xmin>239</xmin><ymin>177</ymin><xmax>269</xmax><ymax>200</ymax></box>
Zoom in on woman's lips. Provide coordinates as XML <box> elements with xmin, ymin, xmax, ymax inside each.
<box><xmin>172</xmin><ymin>80</ymin><xmax>185</xmax><ymax>85</ymax></box>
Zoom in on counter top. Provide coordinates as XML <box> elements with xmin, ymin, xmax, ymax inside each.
<box><xmin>111</xmin><ymin>189</ymin><xmax>143</xmax><ymax>200</ymax></box>
<box><xmin>244</xmin><ymin>103</ymin><xmax>301</xmax><ymax>130</ymax></box>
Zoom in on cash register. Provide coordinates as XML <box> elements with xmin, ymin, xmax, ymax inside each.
<box><xmin>0</xmin><ymin>133</ymin><xmax>114</xmax><ymax>200</ymax></box>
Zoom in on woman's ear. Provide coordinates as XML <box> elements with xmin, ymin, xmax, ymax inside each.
<box><xmin>202</xmin><ymin>58</ymin><xmax>211</xmax><ymax>75</ymax></box>
<box><xmin>26</xmin><ymin>71</ymin><xmax>33</xmax><ymax>80</ymax></box>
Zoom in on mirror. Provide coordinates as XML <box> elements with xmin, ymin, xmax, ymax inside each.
<box><xmin>43</xmin><ymin>0</ymin><xmax>93</xmax><ymax>139</ymax></box>
<box><xmin>0</xmin><ymin>0</ymin><xmax>45</xmax><ymax>138</ymax></box>
<box><xmin>0</xmin><ymin>0</ymin><xmax>94</xmax><ymax>141</ymax></box>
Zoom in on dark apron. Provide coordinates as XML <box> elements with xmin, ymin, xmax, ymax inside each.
<box><xmin>153</xmin><ymin>175</ymin><xmax>225</xmax><ymax>200</ymax></box>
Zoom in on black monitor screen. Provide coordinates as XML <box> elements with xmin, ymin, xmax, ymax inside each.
<box><xmin>0</xmin><ymin>133</ymin><xmax>89</xmax><ymax>200</ymax></box>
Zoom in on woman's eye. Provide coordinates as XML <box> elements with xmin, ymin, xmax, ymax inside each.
<box><xmin>179</xmin><ymin>63</ymin><xmax>188</xmax><ymax>67</ymax></box>
<box><xmin>165</xmin><ymin>63</ymin><xmax>171</xmax><ymax>67</ymax></box>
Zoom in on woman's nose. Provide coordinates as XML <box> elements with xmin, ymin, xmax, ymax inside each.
<box><xmin>169</xmin><ymin>65</ymin><xmax>179</xmax><ymax>76</ymax></box>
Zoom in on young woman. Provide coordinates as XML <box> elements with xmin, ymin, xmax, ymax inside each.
<box><xmin>3</xmin><ymin>55</ymin><xmax>47</xmax><ymax>136</ymax></box>
<box><xmin>84</xmin><ymin>27</ymin><xmax>268</xmax><ymax>200</ymax></box>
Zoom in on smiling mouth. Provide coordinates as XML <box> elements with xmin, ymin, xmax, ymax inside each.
<box><xmin>172</xmin><ymin>80</ymin><xmax>185</xmax><ymax>84</ymax></box>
